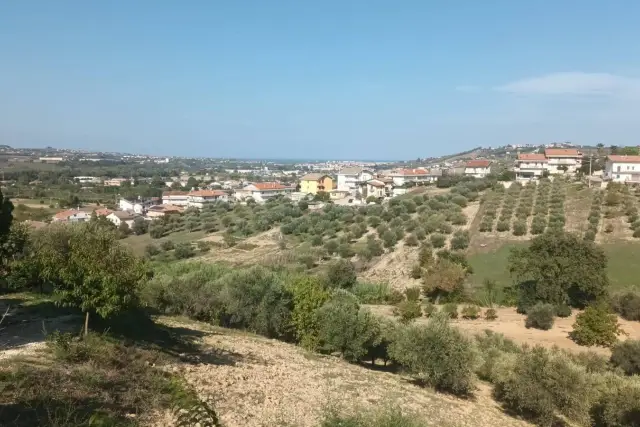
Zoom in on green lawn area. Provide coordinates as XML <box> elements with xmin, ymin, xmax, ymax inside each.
<box><xmin>123</xmin><ymin>230</ymin><xmax>206</xmax><ymax>256</ymax></box>
<box><xmin>468</xmin><ymin>240</ymin><xmax>640</xmax><ymax>293</ymax></box>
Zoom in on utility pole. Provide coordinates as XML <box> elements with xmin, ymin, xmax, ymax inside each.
<box><xmin>588</xmin><ymin>152</ymin><xmax>593</xmax><ymax>188</ymax></box>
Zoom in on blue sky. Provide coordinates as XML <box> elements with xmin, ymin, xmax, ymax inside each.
<box><xmin>1</xmin><ymin>1</ymin><xmax>640</xmax><ymax>160</ymax></box>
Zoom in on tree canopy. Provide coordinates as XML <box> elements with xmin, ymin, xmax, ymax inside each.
<box><xmin>508</xmin><ymin>232</ymin><xmax>608</xmax><ymax>309</ymax></box>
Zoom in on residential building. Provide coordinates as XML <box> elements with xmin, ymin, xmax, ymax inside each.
<box><xmin>39</xmin><ymin>157</ymin><xmax>64</xmax><ymax>163</ymax></box>
<box><xmin>388</xmin><ymin>168</ymin><xmax>436</xmax><ymax>186</ymax></box>
<box><xmin>162</xmin><ymin>191</ymin><xmax>189</xmax><ymax>206</ymax></box>
<box><xmin>544</xmin><ymin>148</ymin><xmax>582</xmax><ymax>174</ymax></box>
<box><xmin>237</xmin><ymin>182</ymin><xmax>295</xmax><ymax>202</ymax></box>
<box><xmin>336</xmin><ymin>167</ymin><xmax>374</xmax><ymax>193</ymax></box>
<box><xmin>358</xmin><ymin>179</ymin><xmax>388</xmax><ymax>199</ymax></box>
<box><xmin>94</xmin><ymin>208</ymin><xmax>113</xmax><ymax>217</ymax></box>
<box><xmin>52</xmin><ymin>209</ymin><xmax>89</xmax><ymax>223</ymax></box>
<box><xmin>515</xmin><ymin>153</ymin><xmax>548</xmax><ymax>181</ymax></box>
<box><xmin>106</xmin><ymin>211</ymin><xmax>137</xmax><ymax>228</ymax></box>
<box><xmin>464</xmin><ymin>160</ymin><xmax>492</xmax><ymax>178</ymax></box>
<box><xmin>73</xmin><ymin>176</ymin><xmax>101</xmax><ymax>184</ymax></box>
<box><xmin>118</xmin><ymin>198</ymin><xmax>136</xmax><ymax>212</ymax></box>
<box><xmin>104</xmin><ymin>178</ymin><xmax>131</xmax><ymax>187</ymax></box>
<box><xmin>299</xmin><ymin>173</ymin><xmax>334</xmax><ymax>194</ymax></box>
<box><xmin>146</xmin><ymin>204</ymin><xmax>184</xmax><ymax>219</ymax></box>
<box><xmin>604</xmin><ymin>155</ymin><xmax>640</xmax><ymax>183</ymax></box>
<box><xmin>187</xmin><ymin>190</ymin><xmax>228</xmax><ymax>208</ymax></box>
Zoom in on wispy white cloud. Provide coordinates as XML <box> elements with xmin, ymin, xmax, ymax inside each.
<box><xmin>494</xmin><ymin>72</ymin><xmax>640</xmax><ymax>96</ymax></box>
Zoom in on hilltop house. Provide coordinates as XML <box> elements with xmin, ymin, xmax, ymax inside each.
<box><xmin>52</xmin><ymin>209</ymin><xmax>89</xmax><ymax>223</ymax></box>
<box><xmin>388</xmin><ymin>168</ymin><xmax>436</xmax><ymax>186</ymax></box>
<box><xmin>236</xmin><ymin>182</ymin><xmax>295</xmax><ymax>202</ymax></box>
<box><xmin>515</xmin><ymin>153</ymin><xmax>548</xmax><ymax>181</ymax></box>
<box><xmin>358</xmin><ymin>179</ymin><xmax>389</xmax><ymax>199</ymax></box>
<box><xmin>336</xmin><ymin>167</ymin><xmax>374</xmax><ymax>193</ymax></box>
<box><xmin>544</xmin><ymin>148</ymin><xmax>582</xmax><ymax>174</ymax></box>
<box><xmin>162</xmin><ymin>191</ymin><xmax>189</xmax><ymax>206</ymax></box>
<box><xmin>299</xmin><ymin>174</ymin><xmax>334</xmax><ymax>195</ymax></box>
<box><xmin>103</xmin><ymin>178</ymin><xmax>131</xmax><ymax>187</ymax></box>
<box><xmin>187</xmin><ymin>190</ymin><xmax>228</xmax><ymax>208</ymax></box>
<box><xmin>604</xmin><ymin>155</ymin><xmax>640</xmax><ymax>183</ymax></box>
<box><xmin>106</xmin><ymin>211</ymin><xmax>137</xmax><ymax>228</ymax></box>
<box><xmin>119</xmin><ymin>197</ymin><xmax>161</xmax><ymax>214</ymax></box>
<box><xmin>93</xmin><ymin>208</ymin><xmax>113</xmax><ymax>217</ymax></box>
<box><xmin>146</xmin><ymin>204</ymin><xmax>184</xmax><ymax>219</ymax></box>
<box><xmin>464</xmin><ymin>160</ymin><xmax>492</xmax><ymax>178</ymax></box>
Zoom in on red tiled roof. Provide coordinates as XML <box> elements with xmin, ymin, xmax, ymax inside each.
<box><xmin>465</xmin><ymin>160</ymin><xmax>491</xmax><ymax>168</ymax></box>
<box><xmin>253</xmin><ymin>182</ymin><xmax>286</xmax><ymax>190</ymax></box>
<box><xmin>188</xmin><ymin>190</ymin><xmax>226</xmax><ymax>197</ymax></box>
<box><xmin>53</xmin><ymin>209</ymin><xmax>82</xmax><ymax>220</ymax></box>
<box><xmin>517</xmin><ymin>153</ymin><xmax>548</xmax><ymax>162</ymax></box>
<box><xmin>367</xmin><ymin>180</ymin><xmax>386</xmax><ymax>188</ymax></box>
<box><xmin>545</xmin><ymin>148</ymin><xmax>581</xmax><ymax>157</ymax></box>
<box><xmin>607</xmin><ymin>155</ymin><xmax>640</xmax><ymax>164</ymax></box>
<box><xmin>397</xmin><ymin>169</ymin><xmax>429</xmax><ymax>175</ymax></box>
<box><xmin>162</xmin><ymin>191</ymin><xmax>188</xmax><ymax>197</ymax></box>
<box><xmin>94</xmin><ymin>208</ymin><xmax>113</xmax><ymax>216</ymax></box>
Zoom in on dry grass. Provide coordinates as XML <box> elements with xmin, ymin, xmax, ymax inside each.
<box><xmin>155</xmin><ymin>317</ymin><xmax>531</xmax><ymax>427</ymax></box>
<box><xmin>366</xmin><ymin>304</ymin><xmax>640</xmax><ymax>356</ymax></box>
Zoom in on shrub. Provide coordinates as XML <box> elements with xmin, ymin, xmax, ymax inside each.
<box><xmin>422</xmin><ymin>260</ymin><xmax>466</xmax><ymax>302</ymax></box>
<box><xmin>320</xmin><ymin>407</ymin><xmax>427</xmax><ymax>427</ymax></box>
<box><xmin>613</xmin><ymin>292</ymin><xmax>640</xmax><ymax>321</ymax></box>
<box><xmin>405</xmin><ymin>233</ymin><xmax>419</xmax><ymax>247</ymax></box>
<box><xmin>351</xmin><ymin>281</ymin><xmax>391</xmax><ymax>304</ymax></box>
<box><xmin>590</xmin><ymin>378</ymin><xmax>640</xmax><ymax>427</ymax></box>
<box><xmin>555</xmin><ymin>304</ymin><xmax>572</xmax><ymax>318</ymax></box>
<box><xmin>410</xmin><ymin>264</ymin><xmax>423</xmax><ymax>280</ymax></box>
<box><xmin>512</xmin><ymin>220</ymin><xmax>527</xmax><ymax>236</ymax></box>
<box><xmin>484</xmin><ymin>308</ymin><xmax>498</xmax><ymax>321</ymax></box>
<box><xmin>474</xmin><ymin>330</ymin><xmax>519</xmax><ymax>381</ymax></box>
<box><xmin>386</xmin><ymin>289</ymin><xmax>404</xmax><ymax>305</ymax></box>
<box><xmin>145</xmin><ymin>243</ymin><xmax>160</xmax><ymax>257</ymax></box>
<box><xmin>634</xmin><ymin>228</ymin><xmax>640</xmax><ymax>238</ymax></box>
<box><xmin>496</xmin><ymin>220</ymin><xmax>510</xmax><ymax>232</ymax></box>
<box><xmin>442</xmin><ymin>303</ymin><xmax>458</xmax><ymax>319</ymax></box>
<box><xmin>389</xmin><ymin>314</ymin><xmax>476</xmax><ymax>396</ymax></box>
<box><xmin>174</xmin><ymin>242</ymin><xmax>196</xmax><ymax>259</ymax></box>
<box><xmin>570</xmin><ymin>303</ymin><xmax>624</xmax><ymax>347</ymax></box>
<box><xmin>460</xmin><ymin>305</ymin><xmax>480</xmax><ymax>320</ymax></box>
<box><xmin>493</xmin><ymin>346</ymin><xmax>593</xmax><ymax>426</ymax></box>
<box><xmin>423</xmin><ymin>302</ymin><xmax>437</xmax><ymax>318</ymax></box>
<box><xmin>610</xmin><ymin>340</ymin><xmax>640</xmax><ymax>375</ymax></box>
<box><xmin>338</xmin><ymin>243</ymin><xmax>355</xmax><ymax>258</ymax></box>
<box><xmin>326</xmin><ymin>260</ymin><xmax>357</xmax><ymax>289</ymax></box>
<box><xmin>451</xmin><ymin>195</ymin><xmax>468</xmax><ymax>207</ymax></box>
<box><xmin>394</xmin><ymin>300</ymin><xmax>422</xmax><ymax>324</ymax></box>
<box><xmin>604</xmin><ymin>223</ymin><xmax>614</xmax><ymax>233</ymax></box>
<box><xmin>316</xmin><ymin>292</ymin><xmax>382</xmax><ymax>362</ymax></box>
<box><xmin>429</xmin><ymin>233</ymin><xmax>446</xmax><ymax>248</ymax></box>
<box><xmin>584</xmin><ymin>230</ymin><xmax>596</xmax><ymax>242</ymax></box>
<box><xmin>160</xmin><ymin>240</ymin><xmax>175</xmax><ymax>251</ymax></box>
<box><xmin>288</xmin><ymin>276</ymin><xmax>331</xmax><ymax>350</ymax></box>
<box><xmin>525</xmin><ymin>303</ymin><xmax>555</xmax><ymax>330</ymax></box>
<box><xmin>450</xmin><ymin>231</ymin><xmax>470</xmax><ymax>250</ymax></box>
<box><xmin>405</xmin><ymin>287</ymin><xmax>421</xmax><ymax>302</ymax></box>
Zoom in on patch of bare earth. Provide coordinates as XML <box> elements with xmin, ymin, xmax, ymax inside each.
<box><xmin>366</xmin><ymin>305</ymin><xmax>640</xmax><ymax>356</ymax></box>
<box><xmin>154</xmin><ymin>318</ymin><xmax>531</xmax><ymax>427</ymax></box>
<box><xmin>198</xmin><ymin>229</ymin><xmax>285</xmax><ymax>265</ymax></box>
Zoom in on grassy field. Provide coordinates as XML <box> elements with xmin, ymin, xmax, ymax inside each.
<box><xmin>468</xmin><ymin>240</ymin><xmax>640</xmax><ymax>293</ymax></box>
<box><xmin>122</xmin><ymin>230</ymin><xmax>207</xmax><ymax>255</ymax></box>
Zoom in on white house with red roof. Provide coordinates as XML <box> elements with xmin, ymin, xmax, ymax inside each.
<box><xmin>237</xmin><ymin>182</ymin><xmax>295</xmax><ymax>202</ymax></box>
<box><xmin>464</xmin><ymin>160</ymin><xmax>492</xmax><ymax>178</ymax></box>
<box><xmin>515</xmin><ymin>153</ymin><xmax>548</xmax><ymax>181</ymax></box>
<box><xmin>187</xmin><ymin>190</ymin><xmax>228</xmax><ymax>208</ymax></box>
<box><xmin>388</xmin><ymin>168</ymin><xmax>436</xmax><ymax>186</ymax></box>
<box><xmin>52</xmin><ymin>209</ymin><xmax>89</xmax><ymax>223</ymax></box>
<box><xmin>605</xmin><ymin>155</ymin><xmax>640</xmax><ymax>183</ymax></box>
<box><xmin>544</xmin><ymin>148</ymin><xmax>582</xmax><ymax>174</ymax></box>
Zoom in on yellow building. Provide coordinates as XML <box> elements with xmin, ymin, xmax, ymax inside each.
<box><xmin>299</xmin><ymin>173</ymin><xmax>334</xmax><ymax>194</ymax></box>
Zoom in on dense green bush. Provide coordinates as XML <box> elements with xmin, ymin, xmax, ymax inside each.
<box><xmin>570</xmin><ymin>303</ymin><xmax>623</xmax><ymax>347</ymax></box>
<box><xmin>496</xmin><ymin>220</ymin><xmax>510</xmax><ymax>232</ymax></box>
<box><xmin>450</xmin><ymin>230</ymin><xmax>470</xmax><ymax>250</ymax></box>
<box><xmin>389</xmin><ymin>314</ymin><xmax>476</xmax><ymax>396</ymax></box>
<box><xmin>512</xmin><ymin>220</ymin><xmax>526</xmax><ymax>236</ymax></box>
<box><xmin>429</xmin><ymin>233</ymin><xmax>446</xmax><ymax>248</ymax></box>
<box><xmin>555</xmin><ymin>304</ymin><xmax>572</xmax><ymax>318</ymax></box>
<box><xmin>288</xmin><ymin>276</ymin><xmax>331</xmax><ymax>350</ymax></box>
<box><xmin>316</xmin><ymin>292</ymin><xmax>382</xmax><ymax>362</ymax></box>
<box><xmin>442</xmin><ymin>303</ymin><xmax>458</xmax><ymax>319</ymax></box>
<box><xmin>326</xmin><ymin>260</ymin><xmax>357</xmax><ymax>289</ymax></box>
<box><xmin>610</xmin><ymin>340</ymin><xmax>640</xmax><ymax>375</ymax></box>
<box><xmin>174</xmin><ymin>242</ymin><xmax>195</xmax><ymax>259</ymax></box>
<box><xmin>493</xmin><ymin>345</ymin><xmax>593</xmax><ymax>426</ymax></box>
<box><xmin>525</xmin><ymin>303</ymin><xmax>555</xmax><ymax>330</ymax></box>
<box><xmin>461</xmin><ymin>305</ymin><xmax>480</xmax><ymax>320</ymax></box>
<box><xmin>590</xmin><ymin>378</ymin><xmax>640</xmax><ymax>427</ymax></box>
<box><xmin>393</xmin><ymin>300</ymin><xmax>422</xmax><ymax>324</ymax></box>
<box><xmin>474</xmin><ymin>330</ymin><xmax>520</xmax><ymax>382</ymax></box>
<box><xmin>160</xmin><ymin>240</ymin><xmax>175</xmax><ymax>251</ymax></box>
<box><xmin>612</xmin><ymin>292</ymin><xmax>640</xmax><ymax>321</ymax></box>
<box><xmin>405</xmin><ymin>287</ymin><xmax>421</xmax><ymax>302</ymax></box>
